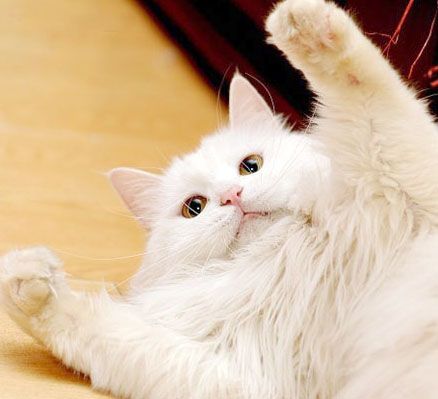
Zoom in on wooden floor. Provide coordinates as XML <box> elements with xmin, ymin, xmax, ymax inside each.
<box><xmin>0</xmin><ymin>0</ymin><xmax>223</xmax><ymax>397</ymax></box>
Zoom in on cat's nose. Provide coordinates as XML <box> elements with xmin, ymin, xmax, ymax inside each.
<box><xmin>220</xmin><ymin>185</ymin><xmax>243</xmax><ymax>206</ymax></box>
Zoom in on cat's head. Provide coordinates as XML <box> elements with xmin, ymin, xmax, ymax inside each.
<box><xmin>109</xmin><ymin>74</ymin><xmax>328</xmax><ymax>271</ymax></box>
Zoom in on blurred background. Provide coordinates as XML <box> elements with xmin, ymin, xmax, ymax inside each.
<box><xmin>141</xmin><ymin>0</ymin><xmax>438</xmax><ymax>119</ymax></box>
<box><xmin>0</xmin><ymin>0</ymin><xmax>436</xmax><ymax>398</ymax></box>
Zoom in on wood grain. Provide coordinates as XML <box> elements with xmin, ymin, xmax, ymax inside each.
<box><xmin>0</xmin><ymin>0</ymin><xmax>224</xmax><ymax>397</ymax></box>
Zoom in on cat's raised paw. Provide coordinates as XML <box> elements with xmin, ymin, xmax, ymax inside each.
<box><xmin>266</xmin><ymin>0</ymin><xmax>351</xmax><ymax>71</ymax></box>
<box><xmin>0</xmin><ymin>247</ymin><xmax>65</xmax><ymax>316</ymax></box>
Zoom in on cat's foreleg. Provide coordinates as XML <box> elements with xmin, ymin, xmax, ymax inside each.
<box><xmin>0</xmin><ymin>247</ymin><xmax>239</xmax><ymax>399</ymax></box>
<box><xmin>266</xmin><ymin>0</ymin><xmax>438</xmax><ymax>220</ymax></box>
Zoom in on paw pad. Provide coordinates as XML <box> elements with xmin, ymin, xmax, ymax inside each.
<box><xmin>0</xmin><ymin>247</ymin><xmax>63</xmax><ymax>316</ymax></box>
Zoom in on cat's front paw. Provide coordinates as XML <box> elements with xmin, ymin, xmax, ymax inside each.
<box><xmin>266</xmin><ymin>0</ymin><xmax>352</xmax><ymax>72</ymax></box>
<box><xmin>0</xmin><ymin>247</ymin><xmax>65</xmax><ymax>317</ymax></box>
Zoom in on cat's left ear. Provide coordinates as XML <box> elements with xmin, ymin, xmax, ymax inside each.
<box><xmin>229</xmin><ymin>73</ymin><xmax>274</xmax><ymax>127</ymax></box>
<box><xmin>108</xmin><ymin>167</ymin><xmax>160</xmax><ymax>229</ymax></box>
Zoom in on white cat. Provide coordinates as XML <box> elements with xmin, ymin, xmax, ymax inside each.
<box><xmin>2</xmin><ymin>0</ymin><xmax>438</xmax><ymax>398</ymax></box>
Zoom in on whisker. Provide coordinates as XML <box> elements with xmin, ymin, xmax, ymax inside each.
<box><xmin>243</xmin><ymin>72</ymin><xmax>276</xmax><ymax>114</ymax></box>
<box><xmin>217</xmin><ymin>64</ymin><xmax>233</xmax><ymax>128</ymax></box>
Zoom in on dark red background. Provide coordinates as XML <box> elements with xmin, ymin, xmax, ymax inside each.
<box><xmin>140</xmin><ymin>0</ymin><xmax>438</xmax><ymax>123</ymax></box>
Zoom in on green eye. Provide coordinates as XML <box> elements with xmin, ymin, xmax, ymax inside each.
<box><xmin>239</xmin><ymin>154</ymin><xmax>263</xmax><ymax>175</ymax></box>
<box><xmin>182</xmin><ymin>195</ymin><xmax>208</xmax><ymax>218</ymax></box>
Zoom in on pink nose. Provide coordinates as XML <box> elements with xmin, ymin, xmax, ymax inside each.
<box><xmin>220</xmin><ymin>185</ymin><xmax>243</xmax><ymax>206</ymax></box>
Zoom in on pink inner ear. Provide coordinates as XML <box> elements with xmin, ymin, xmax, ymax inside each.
<box><xmin>108</xmin><ymin>167</ymin><xmax>161</xmax><ymax>229</ymax></box>
<box><xmin>229</xmin><ymin>73</ymin><xmax>273</xmax><ymax>127</ymax></box>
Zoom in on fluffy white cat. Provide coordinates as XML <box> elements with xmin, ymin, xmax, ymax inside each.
<box><xmin>2</xmin><ymin>0</ymin><xmax>438</xmax><ymax>398</ymax></box>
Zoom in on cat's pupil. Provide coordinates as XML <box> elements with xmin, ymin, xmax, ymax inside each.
<box><xmin>188</xmin><ymin>198</ymin><xmax>203</xmax><ymax>216</ymax></box>
<box><xmin>242</xmin><ymin>159</ymin><xmax>259</xmax><ymax>173</ymax></box>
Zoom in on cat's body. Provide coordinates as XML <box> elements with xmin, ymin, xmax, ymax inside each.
<box><xmin>2</xmin><ymin>0</ymin><xmax>438</xmax><ymax>398</ymax></box>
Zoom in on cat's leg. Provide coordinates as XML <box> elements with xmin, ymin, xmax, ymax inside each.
<box><xmin>266</xmin><ymin>0</ymin><xmax>438</xmax><ymax>220</ymax></box>
<box><xmin>0</xmin><ymin>247</ymin><xmax>240</xmax><ymax>399</ymax></box>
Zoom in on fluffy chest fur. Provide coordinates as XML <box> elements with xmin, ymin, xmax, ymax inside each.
<box><xmin>133</xmin><ymin>175</ymin><xmax>436</xmax><ymax>398</ymax></box>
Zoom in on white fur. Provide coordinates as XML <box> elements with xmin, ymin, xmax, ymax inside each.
<box><xmin>2</xmin><ymin>1</ymin><xmax>438</xmax><ymax>398</ymax></box>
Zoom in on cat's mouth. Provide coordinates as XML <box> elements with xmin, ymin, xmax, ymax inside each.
<box><xmin>242</xmin><ymin>211</ymin><xmax>269</xmax><ymax>220</ymax></box>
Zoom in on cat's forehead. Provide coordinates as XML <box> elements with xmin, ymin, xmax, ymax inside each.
<box><xmin>165</xmin><ymin>135</ymin><xmax>243</xmax><ymax>187</ymax></box>
<box><xmin>158</xmin><ymin>132</ymin><xmax>244</xmax><ymax>199</ymax></box>
<box><xmin>165</xmin><ymin>126</ymin><xmax>280</xmax><ymax>182</ymax></box>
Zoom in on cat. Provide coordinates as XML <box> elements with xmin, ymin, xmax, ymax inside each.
<box><xmin>2</xmin><ymin>0</ymin><xmax>438</xmax><ymax>398</ymax></box>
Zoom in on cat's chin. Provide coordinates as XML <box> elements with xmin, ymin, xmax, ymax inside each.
<box><xmin>238</xmin><ymin>212</ymin><xmax>269</xmax><ymax>232</ymax></box>
<box><xmin>232</xmin><ymin>210</ymin><xmax>286</xmax><ymax>249</ymax></box>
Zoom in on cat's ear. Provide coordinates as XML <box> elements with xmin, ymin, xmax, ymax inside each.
<box><xmin>108</xmin><ymin>167</ymin><xmax>160</xmax><ymax>229</ymax></box>
<box><xmin>229</xmin><ymin>73</ymin><xmax>273</xmax><ymax>127</ymax></box>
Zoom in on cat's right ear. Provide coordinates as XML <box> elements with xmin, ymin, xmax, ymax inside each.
<box><xmin>229</xmin><ymin>73</ymin><xmax>273</xmax><ymax>127</ymax></box>
<box><xmin>108</xmin><ymin>167</ymin><xmax>160</xmax><ymax>229</ymax></box>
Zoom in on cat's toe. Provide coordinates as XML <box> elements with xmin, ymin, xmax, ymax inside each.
<box><xmin>266</xmin><ymin>1</ymin><xmax>298</xmax><ymax>46</ymax></box>
<box><xmin>0</xmin><ymin>247</ymin><xmax>64</xmax><ymax>316</ymax></box>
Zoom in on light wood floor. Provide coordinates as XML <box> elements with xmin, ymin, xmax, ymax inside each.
<box><xmin>0</xmin><ymin>0</ymin><xmax>223</xmax><ymax>397</ymax></box>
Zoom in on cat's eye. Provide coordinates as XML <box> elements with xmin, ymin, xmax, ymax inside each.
<box><xmin>182</xmin><ymin>195</ymin><xmax>208</xmax><ymax>218</ymax></box>
<box><xmin>239</xmin><ymin>154</ymin><xmax>263</xmax><ymax>175</ymax></box>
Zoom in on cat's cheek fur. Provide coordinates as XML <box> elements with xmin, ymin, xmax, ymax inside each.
<box><xmin>132</xmin><ymin>208</ymin><xmax>245</xmax><ymax>288</ymax></box>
